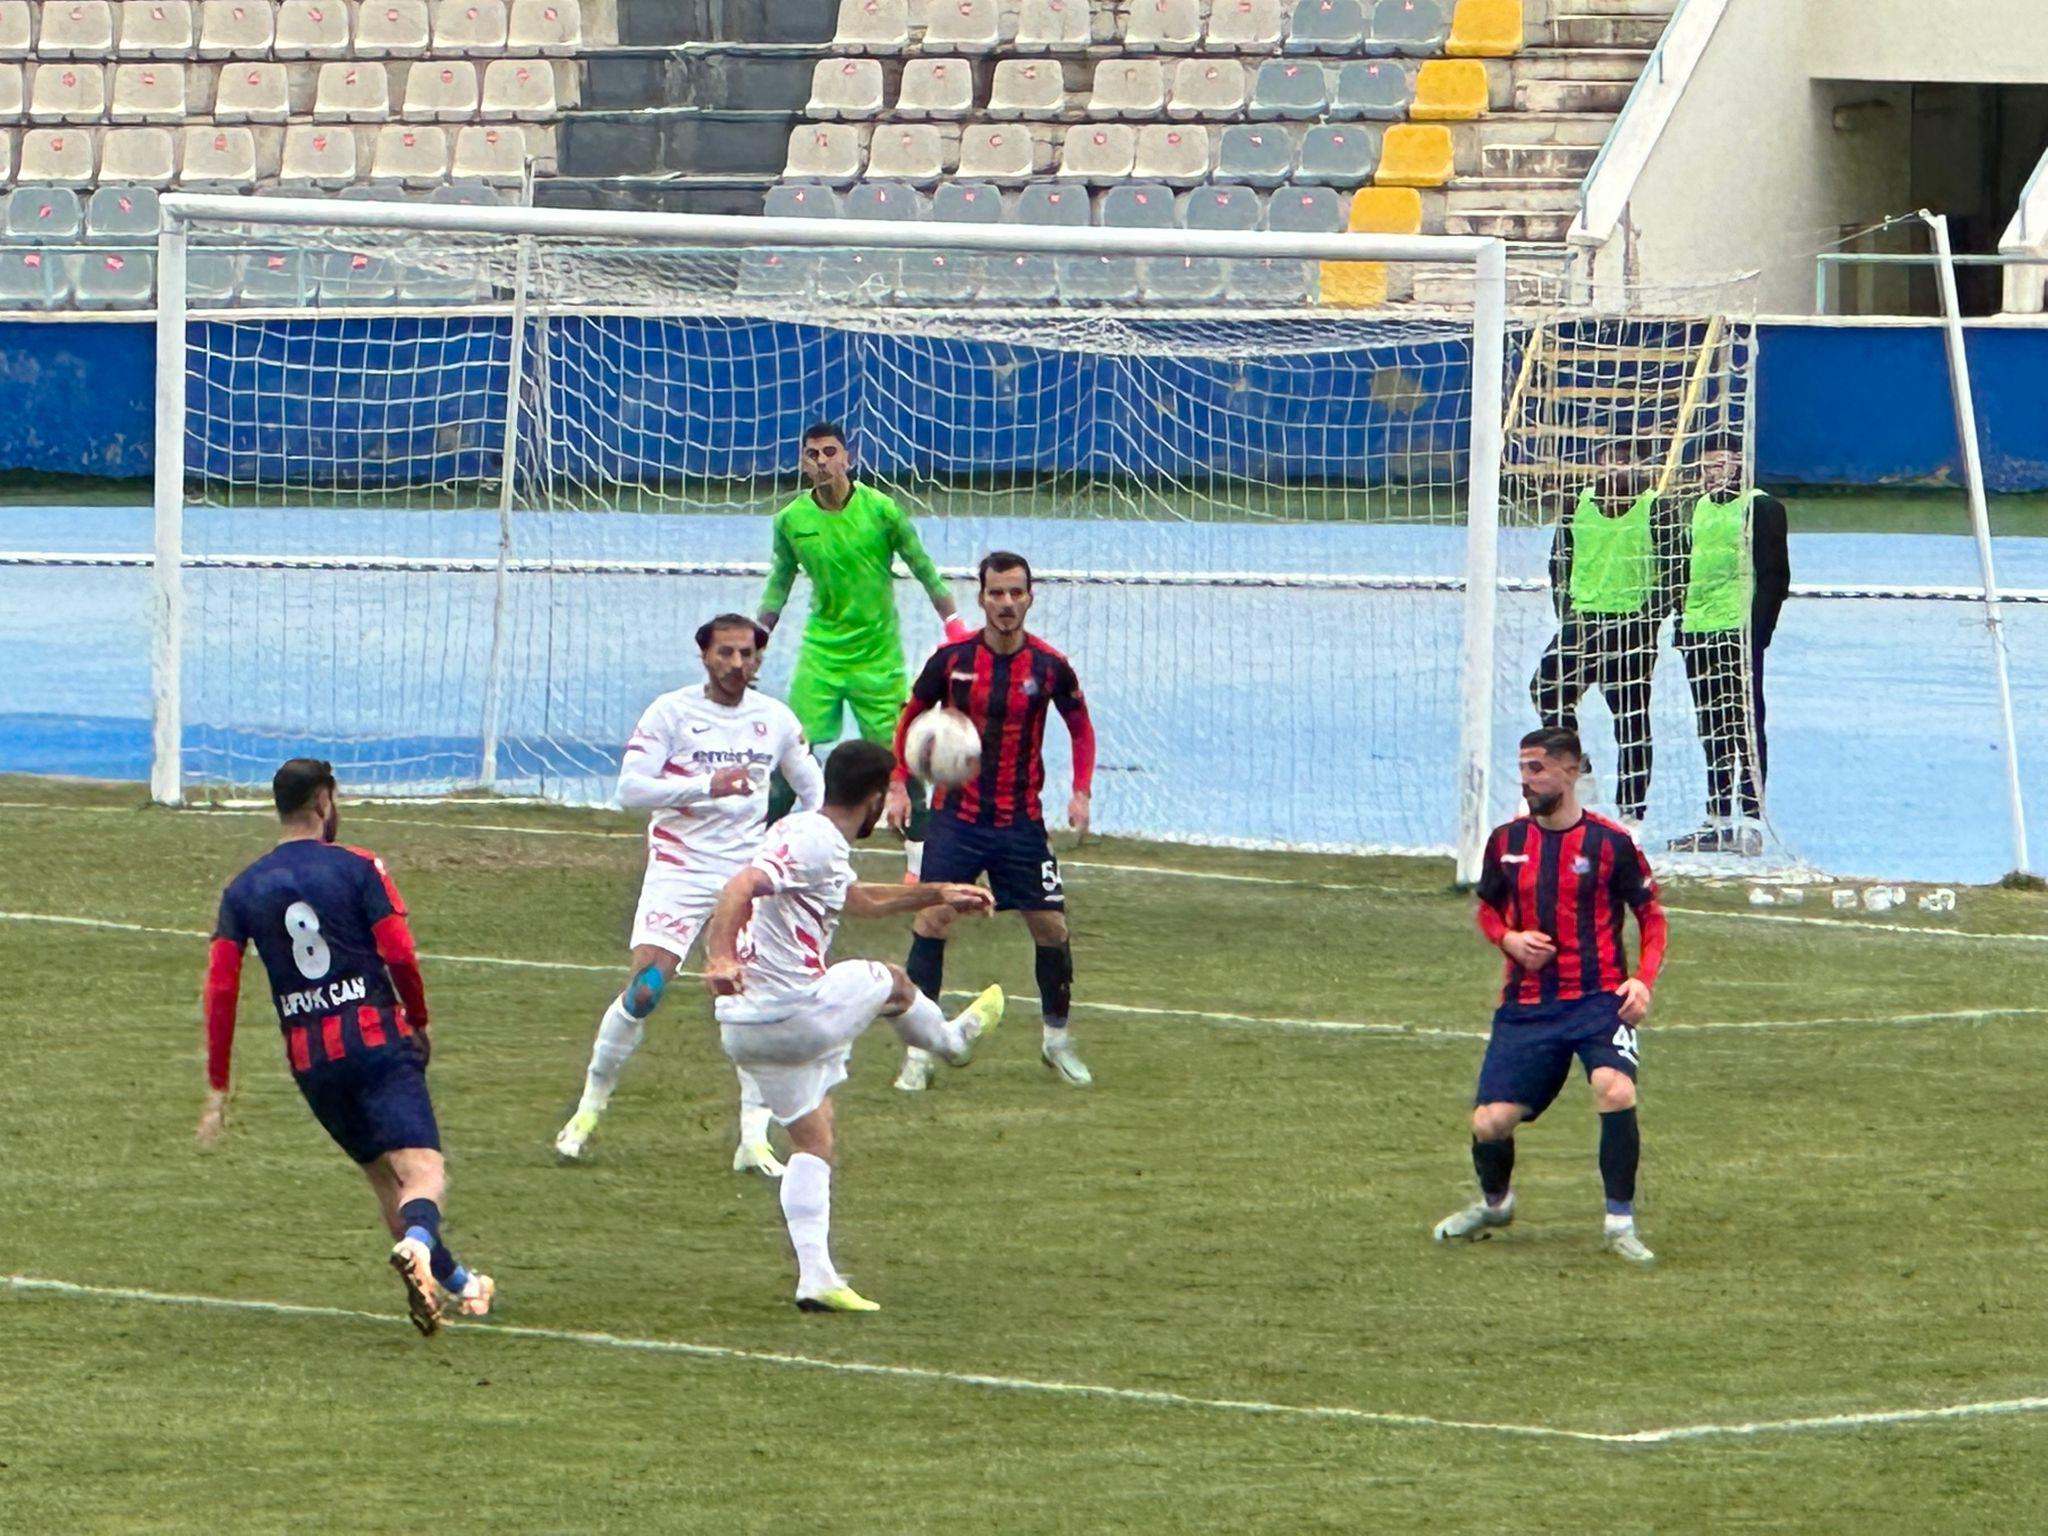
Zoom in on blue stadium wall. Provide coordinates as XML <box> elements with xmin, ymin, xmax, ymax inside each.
<box><xmin>5</xmin><ymin>316</ymin><xmax>2048</xmax><ymax>489</ymax></box>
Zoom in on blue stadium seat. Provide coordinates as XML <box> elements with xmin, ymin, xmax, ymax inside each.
<box><xmin>1235</xmin><ymin>185</ymin><xmax>1339</xmax><ymax>303</ymax></box>
<box><xmin>900</xmin><ymin>179</ymin><xmax>1000</xmax><ymax>303</ymax></box>
<box><xmin>0</xmin><ymin>248</ymin><xmax>72</xmax><ymax>309</ymax></box>
<box><xmin>1215</xmin><ymin>124</ymin><xmax>1294</xmax><ymax>187</ymax></box>
<box><xmin>1286</xmin><ymin>0</ymin><xmax>1366</xmax><ymax>54</ymax></box>
<box><xmin>1249</xmin><ymin>59</ymin><xmax>1328</xmax><ymax>120</ymax></box>
<box><xmin>1148</xmin><ymin>183</ymin><xmax>1259</xmax><ymax>303</ymax></box>
<box><xmin>1330</xmin><ymin>58</ymin><xmax>1412</xmax><ymax>119</ymax></box>
<box><xmin>84</xmin><ymin>185</ymin><xmax>159</xmax><ymax>240</ymax></box>
<box><xmin>1062</xmin><ymin>181</ymin><xmax>1169</xmax><ymax>304</ymax></box>
<box><xmin>833</xmin><ymin>180</ymin><xmax>928</xmax><ymax>305</ymax></box>
<box><xmin>983</xmin><ymin>181</ymin><xmax>1085</xmax><ymax>303</ymax></box>
<box><xmin>738</xmin><ymin>183</ymin><xmax>840</xmax><ymax>299</ymax></box>
<box><xmin>1296</xmin><ymin>124</ymin><xmax>1377</xmax><ymax>186</ymax></box>
<box><xmin>1367</xmin><ymin>0</ymin><xmax>1451</xmax><ymax>55</ymax></box>
<box><xmin>237</xmin><ymin>248</ymin><xmax>313</xmax><ymax>306</ymax></box>
<box><xmin>5</xmin><ymin>187</ymin><xmax>84</xmax><ymax>241</ymax></box>
<box><xmin>75</xmin><ymin>248</ymin><xmax>155</xmax><ymax>308</ymax></box>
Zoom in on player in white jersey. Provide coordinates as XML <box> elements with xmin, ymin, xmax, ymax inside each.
<box><xmin>703</xmin><ymin>739</ymin><xmax>1005</xmax><ymax>1313</ymax></box>
<box><xmin>554</xmin><ymin>615</ymin><xmax>825</xmax><ymax>1173</ymax></box>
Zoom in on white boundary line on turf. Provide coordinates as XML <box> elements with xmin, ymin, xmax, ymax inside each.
<box><xmin>3</xmin><ymin>909</ymin><xmax>2042</xmax><ymax>1041</ymax></box>
<box><xmin>7</xmin><ymin>1273</ymin><xmax>2045</xmax><ymax>1447</ymax></box>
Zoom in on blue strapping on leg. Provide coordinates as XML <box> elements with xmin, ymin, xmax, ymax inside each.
<box><xmin>623</xmin><ymin>963</ymin><xmax>667</xmax><ymax>1019</ymax></box>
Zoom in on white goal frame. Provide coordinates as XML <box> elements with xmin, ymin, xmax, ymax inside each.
<box><xmin>151</xmin><ymin>193</ymin><xmax>1510</xmax><ymax>881</ymax></box>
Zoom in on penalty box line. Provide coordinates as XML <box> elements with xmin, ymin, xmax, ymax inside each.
<box><xmin>0</xmin><ymin>909</ymin><xmax>2042</xmax><ymax>1041</ymax></box>
<box><xmin>7</xmin><ymin>1273</ymin><xmax>2046</xmax><ymax>1449</ymax></box>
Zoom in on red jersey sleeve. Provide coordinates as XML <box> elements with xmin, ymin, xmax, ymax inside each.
<box><xmin>1473</xmin><ymin>828</ymin><xmax>1511</xmax><ymax>946</ymax></box>
<box><xmin>351</xmin><ymin>848</ymin><xmax>430</xmax><ymax>1028</ymax></box>
<box><xmin>1051</xmin><ymin>657</ymin><xmax>1095</xmax><ymax>796</ymax></box>
<box><xmin>1613</xmin><ymin>839</ymin><xmax>1667</xmax><ymax>988</ymax></box>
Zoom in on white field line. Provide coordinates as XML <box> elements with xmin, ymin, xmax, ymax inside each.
<box><xmin>6</xmin><ymin>1273</ymin><xmax>2044</xmax><ymax>1447</ymax></box>
<box><xmin>1</xmin><ymin>909</ymin><xmax>2041</xmax><ymax>1040</ymax></box>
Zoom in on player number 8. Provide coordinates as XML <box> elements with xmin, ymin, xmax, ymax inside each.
<box><xmin>285</xmin><ymin>900</ymin><xmax>332</xmax><ymax>980</ymax></box>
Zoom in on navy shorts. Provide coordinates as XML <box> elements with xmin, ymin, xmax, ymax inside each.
<box><xmin>295</xmin><ymin>1047</ymin><xmax>441</xmax><ymax>1165</ymax></box>
<box><xmin>1475</xmin><ymin>993</ymin><xmax>1640</xmax><ymax>1121</ymax></box>
<box><xmin>923</xmin><ymin>815</ymin><xmax>1064</xmax><ymax>912</ymax></box>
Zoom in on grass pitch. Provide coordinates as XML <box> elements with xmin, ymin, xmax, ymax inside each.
<box><xmin>2</xmin><ymin>775</ymin><xmax>2046</xmax><ymax>1533</ymax></box>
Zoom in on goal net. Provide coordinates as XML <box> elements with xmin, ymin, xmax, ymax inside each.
<box><xmin>155</xmin><ymin>195</ymin><xmax>1517</xmax><ymax>875</ymax></box>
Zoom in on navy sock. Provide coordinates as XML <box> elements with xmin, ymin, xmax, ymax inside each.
<box><xmin>906</xmin><ymin>933</ymin><xmax>946</xmax><ymax>1003</ymax></box>
<box><xmin>1472</xmin><ymin>1137</ymin><xmax>1515</xmax><ymax>1205</ymax></box>
<box><xmin>429</xmin><ymin>1241</ymin><xmax>470</xmax><ymax>1294</ymax></box>
<box><xmin>1599</xmin><ymin>1108</ymin><xmax>1640</xmax><ymax>1216</ymax></box>
<box><xmin>398</xmin><ymin>1197</ymin><xmax>440</xmax><ymax>1250</ymax></box>
<box><xmin>1034</xmin><ymin>943</ymin><xmax>1073</xmax><ymax>1029</ymax></box>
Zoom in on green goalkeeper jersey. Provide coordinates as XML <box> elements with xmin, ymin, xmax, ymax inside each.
<box><xmin>760</xmin><ymin>483</ymin><xmax>951</xmax><ymax>671</ymax></box>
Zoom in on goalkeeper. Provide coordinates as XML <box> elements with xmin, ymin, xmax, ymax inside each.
<box><xmin>758</xmin><ymin>421</ymin><xmax>970</xmax><ymax>874</ymax></box>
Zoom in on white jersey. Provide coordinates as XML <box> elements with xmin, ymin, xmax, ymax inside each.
<box><xmin>617</xmin><ymin>685</ymin><xmax>823</xmax><ymax>879</ymax></box>
<box><xmin>727</xmin><ymin>811</ymin><xmax>858</xmax><ymax>1019</ymax></box>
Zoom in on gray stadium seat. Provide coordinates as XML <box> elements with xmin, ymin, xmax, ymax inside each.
<box><xmin>1215</xmin><ymin>124</ymin><xmax>1293</xmax><ymax>187</ymax></box>
<box><xmin>118</xmin><ymin>1</ymin><xmax>198</xmax><ymax>57</ymax></box>
<box><xmin>280</xmin><ymin>123</ymin><xmax>358</xmax><ymax>186</ymax></box>
<box><xmin>427</xmin><ymin>180</ymin><xmax>504</xmax><ymax>206</ymax></box>
<box><xmin>836</xmin><ymin>0</ymin><xmax>909</xmax><ymax>53</ymax></box>
<box><xmin>1296</xmin><ymin>123</ymin><xmax>1376</xmax><ymax>186</ymax></box>
<box><xmin>75</xmin><ymin>247</ymin><xmax>155</xmax><ymax>307</ymax></box>
<box><xmin>274</xmin><ymin>0</ymin><xmax>352</xmax><ymax>58</ymax></box>
<box><xmin>215</xmin><ymin>61</ymin><xmax>291</xmax><ymax>123</ymax></box>
<box><xmin>1133</xmin><ymin>123</ymin><xmax>1210</xmax><ymax>186</ymax></box>
<box><xmin>984</xmin><ymin>181</ymin><xmax>1086</xmax><ymax>303</ymax></box>
<box><xmin>7</xmin><ymin>187</ymin><xmax>84</xmax><ymax>240</ymax></box>
<box><xmin>786</xmin><ymin>122</ymin><xmax>866</xmax><ymax>186</ymax></box>
<box><xmin>1286</xmin><ymin>0</ymin><xmax>1366</xmax><ymax>53</ymax></box>
<box><xmin>1367</xmin><ymin>0</ymin><xmax>1450</xmax><ymax>55</ymax></box>
<box><xmin>507</xmin><ymin>0</ymin><xmax>581</xmax><ymax>54</ymax></box>
<box><xmin>1235</xmin><ymin>184</ymin><xmax>1338</xmax><ymax>302</ymax></box>
<box><xmin>198</xmin><ymin>1</ymin><xmax>276</xmax><ymax>57</ymax></box>
<box><xmin>1088</xmin><ymin>59</ymin><xmax>1165</xmax><ymax>121</ymax></box>
<box><xmin>924</xmin><ymin>0</ymin><xmax>1004</xmax><ymax>54</ymax></box>
<box><xmin>1167</xmin><ymin>59</ymin><xmax>1246</xmax><ymax>121</ymax></box>
<box><xmin>1205</xmin><ymin>0</ymin><xmax>1284</xmax><ymax>53</ymax></box>
<box><xmin>956</xmin><ymin>122</ymin><xmax>1045</xmax><ymax>183</ymax></box>
<box><xmin>1057</xmin><ymin>123</ymin><xmax>1135</xmax><ymax>182</ymax></box>
<box><xmin>1148</xmin><ymin>182</ymin><xmax>1260</xmax><ymax>303</ymax></box>
<box><xmin>0</xmin><ymin>3</ymin><xmax>31</xmax><ymax>59</ymax></box>
<box><xmin>237</xmin><ymin>248</ymin><xmax>311</xmax><ymax>304</ymax></box>
<box><xmin>30</xmin><ymin>63</ymin><xmax>109</xmax><ymax>124</ymax></box>
<box><xmin>432</xmin><ymin>0</ymin><xmax>509</xmax><ymax>52</ymax></box>
<box><xmin>831</xmin><ymin>181</ymin><xmax>925</xmax><ymax>304</ymax></box>
<box><xmin>480</xmin><ymin>58</ymin><xmax>554</xmax><ymax>119</ymax></box>
<box><xmin>356</xmin><ymin>1</ymin><xmax>432</xmax><ymax>57</ymax></box>
<box><xmin>738</xmin><ymin>183</ymin><xmax>839</xmax><ymax>299</ymax></box>
<box><xmin>451</xmin><ymin>123</ymin><xmax>526</xmax><ymax>183</ymax></box>
<box><xmin>317</xmin><ymin>248</ymin><xmax>401</xmax><ymax>303</ymax></box>
<box><xmin>100</xmin><ymin>126</ymin><xmax>177</xmax><ymax>185</ymax></box>
<box><xmin>85</xmin><ymin>184</ymin><xmax>159</xmax><ymax>239</ymax></box>
<box><xmin>187</xmin><ymin>247</ymin><xmax>238</xmax><ymax>304</ymax></box>
<box><xmin>810</xmin><ymin>58</ymin><xmax>884</xmax><ymax>120</ymax></box>
<box><xmin>0</xmin><ymin>248</ymin><xmax>71</xmax><ymax>309</ymax></box>
<box><xmin>1250</xmin><ymin>59</ymin><xmax>1328</xmax><ymax>120</ymax></box>
<box><xmin>865</xmin><ymin>122</ymin><xmax>952</xmax><ymax>183</ymax></box>
<box><xmin>407</xmin><ymin>61</ymin><xmax>482</xmax><ymax>121</ymax></box>
<box><xmin>1124</xmin><ymin>0</ymin><xmax>1200</xmax><ymax>52</ymax></box>
<box><xmin>39</xmin><ymin>3</ymin><xmax>115</xmax><ymax>58</ymax></box>
<box><xmin>1016</xmin><ymin>0</ymin><xmax>1091</xmax><ymax>51</ymax></box>
<box><xmin>1061</xmin><ymin>181</ymin><xmax>1169</xmax><ymax>304</ymax></box>
<box><xmin>1331</xmin><ymin>58</ymin><xmax>1412</xmax><ymax>120</ymax></box>
<box><xmin>900</xmin><ymin>179</ymin><xmax>999</xmax><ymax>303</ymax></box>
<box><xmin>988</xmin><ymin>60</ymin><xmax>1064</xmax><ymax>120</ymax></box>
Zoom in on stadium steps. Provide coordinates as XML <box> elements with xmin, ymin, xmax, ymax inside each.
<box><xmin>1440</xmin><ymin>175</ymin><xmax>1578</xmax><ymax>242</ymax></box>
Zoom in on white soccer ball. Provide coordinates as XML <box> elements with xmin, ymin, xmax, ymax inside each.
<box><xmin>904</xmin><ymin>707</ymin><xmax>982</xmax><ymax>788</ymax></box>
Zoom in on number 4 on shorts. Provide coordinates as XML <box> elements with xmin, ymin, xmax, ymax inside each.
<box><xmin>1612</xmin><ymin>1023</ymin><xmax>1640</xmax><ymax>1065</ymax></box>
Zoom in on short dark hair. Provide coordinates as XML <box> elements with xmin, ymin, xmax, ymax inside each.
<box><xmin>824</xmin><ymin>739</ymin><xmax>895</xmax><ymax>807</ymax></box>
<box><xmin>978</xmin><ymin>550</ymin><xmax>1032</xmax><ymax>591</ymax></box>
<box><xmin>695</xmin><ymin>613</ymin><xmax>769</xmax><ymax>652</ymax></box>
<box><xmin>1519</xmin><ymin>727</ymin><xmax>1583</xmax><ymax>762</ymax></box>
<box><xmin>803</xmin><ymin>421</ymin><xmax>846</xmax><ymax>446</ymax></box>
<box><xmin>273</xmin><ymin>757</ymin><xmax>336</xmax><ymax>819</ymax></box>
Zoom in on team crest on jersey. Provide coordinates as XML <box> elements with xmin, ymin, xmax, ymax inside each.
<box><xmin>1572</xmin><ymin>855</ymin><xmax>1592</xmax><ymax>875</ymax></box>
<box><xmin>753</xmin><ymin>721</ymin><xmax>768</xmax><ymax>737</ymax></box>
<box><xmin>1020</xmin><ymin>675</ymin><xmax>1039</xmax><ymax>698</ymax></box>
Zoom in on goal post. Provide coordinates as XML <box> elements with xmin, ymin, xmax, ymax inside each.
<box><xmin>151</xmin><ymin>193</ymin><xmax>1511</xmax><ymax>876</ymax></box>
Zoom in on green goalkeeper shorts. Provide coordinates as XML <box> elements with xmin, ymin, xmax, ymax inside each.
<box><xmin>787</xmin><ymin>653</ymin><xmax>908</xmax><ymax>749</ymax></box>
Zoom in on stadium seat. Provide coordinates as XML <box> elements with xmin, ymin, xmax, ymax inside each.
<box><xmin>1325</xmin><ymin>190</ymin><xmax>1410</xmax><ymax>303</ymax></box>
<box><xmin>1296</xmin><ymin>123</ymin><xmax>1376</xmax><ymax>185</ymax></box>
<box><xmin>396</xmin><ymin>245</ymin><xmax>487</xmax><ymax>301</ymax></box>
<box><xmin>316</xmin><ymin>63</ymin><xmax>392</xmax><ymax>122</ymax></box>
<box><xmin>836</xmin><ymin>0</ymin><xmax>909</xmax><ymax>53</ymax></box>
<box><xmin>956</xmin><ymin>121</ymin><xmax>1043</xmax><ymax>184</ymax></box>
<box><xmin>238</xmin><ymin>249</ymin><xmax>311</xmax><ymax>304</ymax></box>
<box><xmin>427</xmin><ymin>179</ymin><xmax>501</xmax><ymax>204</ymax></box>
<box><xmin>6</xmin><ymin>188</ymin><xmax>84</xmax><ymax>240</ymax></box>
<box><xmin>786</xmin><ymin>122</ymin><xmax>865</xmax><ymax>186</ymax></box>
<box><xmin>316</xmin><ymin>248</ymin><xmax>400</xmax><ymax>303</ymax></box>
<box><xmin>112</xmin><ymin>63</ymin><xmax>186</xmax><ymax>123</ymax></box>
<box><xmin>1287</xmin><ymin>0</ymin><xmax>1365</xmax><ymax>53</ymax></box>
<box><xmin>87</xmin><ymin>183</ymin><xmax>159</xmax><ymax>238</ymax></box>
<box><xmin>1374</xmin><ymin>122</ymin><xmax>1452</xmax><ymax>185</ymax></box>
<box><xmin>1411</xmin><ymin>58</ymin><xmax>1488</xmax><ymax>119</ymax></box>
<box><xmin>118</xmin><ymin>2</ymin><xmax>197</xmax><ymax>56</ymax></box>
<box><xmin>1167</xmin><ymin>60</ymin><xmax>1246</xmax><ymax>121</ymax></box>
<box><xmin>1271</xmin><ymin>183</ymin><xmax>1342</xmax><ymax>231</ymax></box>
<box><xmin>809</xmin><ymin>58</ymin><xmax>884</xmax><ymax>121</ymax></box>
<box><xmin>0</xmin><ymin>249</ymin><xmax>73</xmax><ymax>309</ymax></box>
<box><xmin>899</xmin><ymin>178</ymin><xmax>997</xmax><ymax>302</ymax></box>
<box><xmin>1331</xmin><ymin>58</ymin><xmax>1412</xmax><ymax>120</ymax></box>
<box><xmin>100</xmin><ymin>125</ymin><xmax>176</xmax><ymax>183</ymax></box>
<box><xmin>356</xmin><ymin>2</ymin><xmax>432</xmax><ymax>56</ymax></box>
<box><xmin>1057</xmin><ymin>123</ymin><xmax>1134</xmax><ymax>182</ymax></box>
<box><xmin>180</xmin><ymin>126</ymin><xmax>259</xmax><ymax>185</ymax></box>
<box><xmin>0</xmin><ymin>66</ymin><xmax>20</xmax><ymax>123</ymax></box>
<box><xmin>507</xmin><ymin>0</ymin><xmax>581</xmax><ymax>55</ymax></box>
<box><xmin>274</xmin><ymin>1</ymin><xmax>351</xmax><ymax>58</ymax></box>
<box><xmin>30</xmin><ymin>66</ymin><xmax>108</xmax><ymax>125</ymax></box>
<box><xmin>833</xmin><ymin>181</ymin><xmax>925</xmax><ymax>303</ymax></box>
<box><xmin>924</xmin><ymin>0</ymin><xmax>1004</xmax><ymax>54</ymax></box>
<box><xmin>18</xmin><ymin>130</ymin><xmax>97</xmax><ymax>185</ymax></box>
<box><xmin>897</xmin><ymin>58</ymin><xmax>973</xmax><ymax>121</ymax></box>
<box><xmin>988</xmin><ymin>60</ymin><xmax>1063</xmax><ymax>120</ymax></box>
<box><xmin>1236</xmin><ymin>185</ymin><xmax>1330</xmax><ymax>301</ymax></box>
<box><xmin>845</xmin><ymin>180</ymin><xmax>926</xmax><ymax>222</ymax></box>
<box><xmin>76</xmin><ymin>247</ymin><xmax>154</xmax><ymax>307</ymax></box>
<box><xmin>1016</xmin><ymin>0</ymin><xmax>1090</xmax><ymax>52</ymax></box>
<box><xmin>370</xmin><ymin>123</ymin><xmax>449</xmax><ymax>184</ymax></box>
<box><xmin>198</xmin><ymin>2</ymin><xmax>273</xmax><ymax>57</ymax></box>
<box><xmin>739</xmin><ymin>181</ymin><xmax>837</xmax><ymax>299</ymax></box>
<box><xmin>1206</xmin><ymin>0</ymin><xmax>1284</xmax><ymax>53</ymax></box>
<box><xmin>186</xmin><ymin>247</ymin><xmax>237</xmax><ymax>303</ymax></box>
<box><xmin>1250</xmin><ymin>60</ymin><xmax>1327</xmax><ymax>121</ymax></box>
<box><xmin>280</xmin><ymin>122</ymin><xmax>358</xmax><ymax>185</ymax></box>
<box><xmin>1151</xmin><ymin>181</ymin><xmax>1258</xmax><ymax>302</ymax></box>
<box><xmin>866</xmin><ymin>122</ymin><xmax>951</xmax><ymax>183</ymax></box>
<box><xmin>1088</xmin><ymin>60</ymin><xmax>1165</xmax><ymax>121</ymax></box>
<box><xmin>434</xmin><ymin>1</ymin><xmax>508</xmax><ymax>51</ymax></box>
<box><xmin>479</xmin><ymin>59</ymin><xmax>553</xmax><ymax>120</ymax></box>
<box><xmin>1134</xmin><ymin>124</ymin><xmax>1211</xmax><ymax>187</ymax></box>
<box><xmin>452</xmin><ymin>125</ymin><xmax>522</xmax><ymax>184</ymax></box>
<box><xmin>985</xmin><ymin>181</ymin><xmax>1085</xmax><ymax>303</ymax></box>
<box><xmin>1367</xmin><ymin>0</ymin><xmax>1451</xmax><ymax>55</ymax></box>
<box><xmin>1446</xmin><ymin>0</ymin><xmax>1520</xmax><ymax>57</ymax></box>
<box><xmin>40</xmin><ymin>4</ymin><xmax>115</xmax><ymax>58</ymax></box>
<box><xmin>1124</xmin><ymin>0</ymin><xmax>1200</xmax><ymax>52</ymax></box>
<box><xmin>0</xmin><ymin>5</ymin><xmax>29</xmax><ymax>60</ymax></box>
<box><xmin>407</xmin><ymin>62</ymin><xmax>481</xmax><ymax>121</ymax></box>
<box><xmin>1065</xmin><ymin>180</ymin><xmax>1167</xmax><ymax>303</ymax></box>
<box><xmin>214</xmin><ymin>63</ymin><xmax>290</xmax><ymax>124</ymax></box>
<box><xmin>1214</xmin><ymin>124</ymin><xmax>1292</xmax><ymax>187</ymax></box>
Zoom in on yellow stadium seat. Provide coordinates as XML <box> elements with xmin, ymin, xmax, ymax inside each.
<box><xmin>1411</xmin><ymin>59</ymin><xmax>1488</xmax><ymax>120</ymax></box>
<box><xmin>1321</xmin><ymin>187</ymin><xmax>1422</xmax><ymax>307</ymax></box>
<box><xmin>1374</xmin><ymin>124</ymin><xmax>1454</xmax><ymax>187</ymax></box>
<box><xmin>1446</xmin><ymin>0</ymin><xmax>1521</xmax><ymax>58</ymax></box>
<box><xmin>1321</xmin><ymin>260</ymin><xmax>1387</xmax><ymax>308</ymax></box>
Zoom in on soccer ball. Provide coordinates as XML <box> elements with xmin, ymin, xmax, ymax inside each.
<box><xmin>904</xmin><ymin>708</ymin><xmax>981</xmax><ymax>788</ymax></box>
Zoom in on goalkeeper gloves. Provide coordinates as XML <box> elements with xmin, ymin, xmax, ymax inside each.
<box><xmin>944</xmin><ymin>614</ymin><xmax>974</xmax><ymax>644</ymax></box>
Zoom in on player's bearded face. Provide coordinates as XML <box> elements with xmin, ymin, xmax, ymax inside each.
<box><xmin>857</xmin><ymin>791</ymin><xmax>885</xmax><ymax>840</ymax></box>
<box><xmin>318</xmin><ymin>791</ymin><xmax>339</xmax><ymax>843</ymax></box>
<box><xmin>1520</xmin><ymin>751</ymin><xmax>1572</xmax><ymax>816</ymax></box>
<box><xmin>979</xmin><ymin>576</ymin><xmax>1032</xmax><ymax>633</ymax></box>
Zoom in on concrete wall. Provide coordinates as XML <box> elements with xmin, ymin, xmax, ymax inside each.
<box><xmin>1806</xmin><ymin>0</ymin><xmax>2048</xmax><ymax>85</ymax></box>
<box><xmin>1585</xmin><ymin>0</ymin><xmax>1911</xmax><ymax>313</ymax></box>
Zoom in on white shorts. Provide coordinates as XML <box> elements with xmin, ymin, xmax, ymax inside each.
<box><xmin>716</xmin><ymin>960</ymin><xmax>895</xmax><ymax>1125</ymax></box>
<box><xmin>629</xmin><ymin>867</ymin><xmax>727</xmax><ymax>959</ymax></box>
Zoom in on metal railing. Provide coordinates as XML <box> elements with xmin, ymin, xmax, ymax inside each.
<box><xmin>1813</xmin><ymin>250</ymin><xmax>2048</xmax><ymax>316</ymax></box>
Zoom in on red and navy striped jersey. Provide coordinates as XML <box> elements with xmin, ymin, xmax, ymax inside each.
<box><xmin>205</xmin><ymin>841</ymin><xmax>428</xmax><ymax>1089</ymax></box>
<box><xmin>895</xmin><ymin>633</ymin><xmax>1096</xmax><ymax>828</ymax></box>
<box><xmin>1475</xmin><ymin>813</ymin><xmax>1668</xmax><ymax>1013</ymax></box>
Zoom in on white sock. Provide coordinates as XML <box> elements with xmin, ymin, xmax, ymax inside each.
<box><xmin>781</xmin><ymin>1152</ymin><xmax>841</xmax><ymax>1296</ymax></box>
<box><xmin>904</xmin><ymin>839</ymin><xmax>924</xmax><ymax>880</ymax></box>
<box><xmin>738</xmin><ymin>1070</ymin><xmax>773</xmax><ymax>1148</ymax></box>
<box><xmin>576</xmin><ymin>996</ymin><xmax>645</xmax><ymax>1116</ymax></box>
<box><xmin>1043</xmin><ymin>1023</ymin><xmax>1071</xmax><ymax>1051</ymax></box>
<box><xmin>889</xmin><ymin>992</ymin><xmax>962</xmax><ymax>1059</ymax></box>
<box><xmin>1603</xmin><ymin>1211</ymin><xmax>1635</xmax><ymax>1234</ymax></box>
